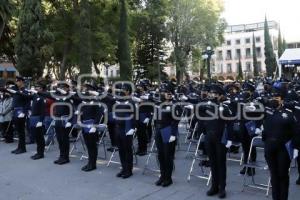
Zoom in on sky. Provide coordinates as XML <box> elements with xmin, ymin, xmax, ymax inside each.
<box><xmin>222</xmin><ymin>0</ymin><xmax>300</xmax><ymax>42</ymax></box>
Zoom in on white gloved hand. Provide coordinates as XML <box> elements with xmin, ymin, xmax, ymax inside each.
<box><xmin>169</xmin><ymin>136</ymin><xmax>176</xmax><ymax>143</ymax></box>
<box><xmin>180</xmin><ymin>95</ymin><xmax>188</xmax><ymax>101</ymax></box>
<box><xmin>29</xmin><ymin>89</ymin><xmax>38</xmax><ymax>94</ymax></box>
<box><xmin>36</xmin><ymin>122</ymin><xmax>43</xmax><ymax>127</ymax></box>
<box><xmin>126</xmin><ymin>129</ymin><xmax>135</xmax><ymax>136</ymax></box>
<box><xmin>132</xmin><ymin>96</ymin><xmax>142</xmax><ymax>103</ymax></box>
<box><xmin>165</xmin><ymin>106</ymin><xmax>171</xmax><ymax>111</ymax></box>
<box><xmin>89</xmin><ymin>90</ymin><xmax>99</xmax><ymax>96</ymax></box>
<box><xmin>65</xmin><ymin>122</ymin><xmax>72</xmax><ymax>128</ymax></box>
<box><xmin>184</xmin><ymin>105</ymin><xmax>194</xmax><ymax>110</ymax></box>
<box><xmin>57</xmin><ymin>88</ymin><xmax>67</xmax><ymax>95</ymax></box>
<box><xmin>143</xmin><ymin>118</ymin><xmax>150</xmax><ymax>124</ymax></box>
<box><xmin>18</xmin><ymin>113</ymin><xmax>25</xmax><ymax>118</ymax></box>
<box><xmin>74</xmin><ymin>110</ymin><xmax>79</xmax><ymax>115</ymax></box>
<box><xmin>7</xmin><ymin>88</ymin><xmax>17</xmax><ymax>94</ymax></box>
<box><xmin>294</xmin><ymin>149</ymin><xmax>299</xmax><ymax>159</ymax></box>
<box><xmin>140</xmin><ymin>95</ymin><xmax>149</xmax><ymax>100</ymax></box>
<box><xmin>226</xmin><ymin>140</ymin><xmax>232</xmax><ymax>148</ymax></box>
<box><xmin>89</xmin><ymin>127</ymin><xmax>97</xmax><ymax>133</ymax></box>
<box><xmin>255</xmin><ymin>128</ymin><xmax>262</xmax><ymax>135</ymax></box>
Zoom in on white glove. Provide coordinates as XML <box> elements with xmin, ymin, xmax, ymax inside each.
<box><xmin>29</xmin><ymin>89</ymin><xmax>38</xmax><ymax>94</ymax></box>
<box><xmin>57</xmin><ymin>88</ymin><xmax>67</xmax><ymax>95</ymax></box>
<box><xmin>132</xmin><ymin>96</ymin><xmax>142</xmax><ymax>103</ymax></box>
<box><xmin>180</xmin><ymin>95</ymin><xmax>188</xmax><ymax>101</ymax></box>
<box><xmin>255</xmin><ymin>128</ymin><xmax>262</xmax><ymax>135</ymax></box>
<box><xmin>7</xmin><ymin>88</ymin><xmax>17</xmax><ymax>94</ymax></box>
<box><xmin>17</xmin><ymin>113</ymin><xmax>25</xmax><ymax>118</ymax></box>
<box><xmin>89</xmin><ymin>127</ymin><xmax>97</xmax><ymax>133</ymax></box>
<box><xmin>165</xmin><ymin>106</ymin><xmax>171</xmax><ymax>111</ymax></box>
<box><xmin>140</xmin><ymin>95</ymin><xmax>149</xmax><ymax>100</ymax></box>
<box><xmin>294</xmin><ymin>149</ymin><xmax>299</xmax><ymax>159</ymax></box>
<box><xmin>226</xmin><ymin>140</ymin><xmax>232</xmax><ymax>148</ymax></box>
<box><xmin>169</xmin><ymin>136</ymin><xmax>176</xmax><ymax>143</ymax></box>
<box><xmin>36</xmin><ymin>122</ymin><xmax>43</xmax><ymax>127</ymax></box>
<box><xmin>89</xmin><ymin>91</ymin><xmax>99</xmax><ymax>96</ymax></box>
<box><xmin>65</xmin><ymin>122</ymin><xmax>72</xmax><ymax>128</ymax></box>
<box><xmin>74</xmin><ymin>110</ymin><xmax>79</xmax><ymax>115</ymax></box>
<box><xmin>143</xmin><ymin>118</ymin><xmax>150</xmax><ymax>124</ymax></box>
<box><xmin>184</xmin><ymin>105</ymin><xmax>194</xmax><ymax>110</ymax></box>
<box><xmin>126</xmin><ymin>129</ymin><xmax>135</xmax><ymax>136</ymax></box>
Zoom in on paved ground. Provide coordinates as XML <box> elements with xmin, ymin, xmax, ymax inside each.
<box><xmin>0</xmin><ymin>127</ymin><xmax>299</xmax><ymax>200</ymax></box>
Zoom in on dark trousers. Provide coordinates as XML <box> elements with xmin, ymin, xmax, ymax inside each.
<box><xmin>205</xmin><ymin>135</ymin><xmax>227</xmax><ymax>191</ymax></box>
<box><xmin>55</xmin><ymin>125</ymin><xmax>71</xmax><ymax>159</ymax></box>
<box><xmin>31</xmin><ymin>126</ymin><xmax>45</xmax><ymax>155</ymax></box>
<box><xmin>14</xmin><ymin>118</ymin><xmax>26</xmax><ymax>150</ymax></box>
<box><xmin>117</xmin><ymin>135</ymin><xmax>133</xmax><ymax>174</ymax></box>
<box><xmin>136</xmin><ymin>122</ymin><xmax>148</xmax><ymax>152</ymax></box>
<box><xmin>297</xmin><ymin>155</ymin><xmax>300</xmax><ymax>177</ymax></box>
<box><xmin>155</xmin><ymin>132</ymin><xmax>176</xmax><ymax>181</ymax></box>
<box><xmin>1</xmin><ymin>121</ymin><xmax>13</xmax><ymax>142</ymax></box>
<box><xmin>241</xmin><ymin>130</ymin><xmax>257</xmax><ymax>164</ymax></box>
<box><xmin>83</xmin><ymin>133</ymin><xmax>99</xmax><ymax>167</ymax></box>
<box><xmin>265</xmin><ymin>142</ymin><xmax>291</xmax><ymax>200</ymax></box>
<box><xmin>108</xmin><ymin>122</ymin><xmax>116</xmax><ymax>147</ymax></box>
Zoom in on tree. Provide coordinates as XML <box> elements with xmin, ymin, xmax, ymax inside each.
<box><xmin>278</xmin><ymin>26</ymin><xmax>284</xmax><ymax>58</ymax></box>
<box><xmin>168</xmin><ymin>0</ymin><xmax>225</xmax><ymax>83</ymax></box>
<box><xmin>252</xmin><ymin>33</ymin><xmax>259</xmax><ymax>77</ymax></box>
<box><xmin>15</xmin><ymin>0</ymin><xmax>52</xmax><ymax>78</ymax></box>
<box><xmin>264</xmin><ymin>16</ymin><xmax>277</xmax><ymax>77</ymax></box>
<box><xmin>131</xmin><ymin>0</ymin><xmax>169</xmax><ymax>82</ymax></box>
<box><xmin>237</xmin><ymin>56</ymin><xmax>243</xmax><ymax>80</ymax></box>
<box><xmin>78</xmin><ymin>0</ymin><xmax>92</xmax><ymax>74</ymax></box>
<box><xmin>0</xmin><ymin>0</ymin><xmax>13</xmax><ymax>39</ymax></box>
<box><xmin>118</xmin><ymin>0</ymin><xmax>132</xmax><ymax>81</ymax></box>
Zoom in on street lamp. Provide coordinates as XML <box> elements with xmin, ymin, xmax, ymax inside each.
<box><xmin>202</xmin><ymin>46</ymin><xmax>214</xmax><ymax>81</ymax></box>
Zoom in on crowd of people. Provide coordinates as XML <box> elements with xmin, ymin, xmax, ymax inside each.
<box><xmin>1</xmin><ymin>75</ymin><xmax>300</xmax><ymax>200</ymax></box>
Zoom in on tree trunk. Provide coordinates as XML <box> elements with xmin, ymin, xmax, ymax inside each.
<box><xmin>0</xmin><ymin>15</ymin><xmax>5</xmax><ymax>40</ymax></box>
<box><xmin>59</xmin><ymin>40</ymin><xmax>71</xmax><ymax>80</ymax></box>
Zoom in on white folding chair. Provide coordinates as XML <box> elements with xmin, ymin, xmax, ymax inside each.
<box><xmin>187</xmin><ymin>133</ymin><xmax>211</xmax><ymax>186</ymax></box>
<box><xmin>242</xmin><ymin>136</ymin><xmax>271</xmax><ymax>196</ymax></box>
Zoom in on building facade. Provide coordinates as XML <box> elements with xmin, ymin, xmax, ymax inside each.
<box><xmin>212</xmin><ymin>21</ymin><xmax>279</xmax><ymax>80</ymax></box>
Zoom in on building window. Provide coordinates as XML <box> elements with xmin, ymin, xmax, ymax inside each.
<box><xmin>110</xmin><ymin>70</ymin><xmax>113</xmax><ymax>77</ymax></box>
<box><xmin>256</xmin><ymin>47</ymin><xmax>262</xmax><ymax>57</ymax></box>
<box><xmin>116</xmin><ymin>70</ymin><xmax>120</xmax><ymax>76</ymax></box>
<box><xmin>246</xmin><ymin>62</ymin><xmax>251</xmax><ymax>72</ymax></box>
<box><xmin>7</xmin><ymin>72</ymin><xmax>14</xmax><ymax>78</ymax></box>
<box><xmin>246</xmin><ymin>48</ymin><xmax>251</xmax><ymax>58</ymax></box>
<box><xmin>245</xmin><ymin>38</ymin><xmax>251</xmax><ymax>44</ymax></box>
<box><xmin>236</xmin><ymin>39</ymin><xmax>241</xmax><ymax>45</ymax></box>
<box><xmin>226</xmin><ymin>50</ymin><xmax>232</xmax><ymax>60</ymax></box>
<box><xmin>0</xmin><ymin>71</ymin><xmax>3</xmax><ymax>78</ymax></box>
<box><xmin>236</xmin><ymin>49</ymin><xmax>241</xmax><ymax>59</ymax></box>
<box><xmin>257</xmin><ymin>61</ymin><xmax>262</xmax><ymax>72</ymax></box>
<box><xmin>256</xmin><ymin>37</ymin><xmax>261</xmax><ymax>43</ymax></box>
<box><xmin>217</xmin><ymin>50</ymin><xmax>223</xmax><ymax>60</ymax></box>
<box><xmin>227</xmin><ymin>64</ymin><xmax>232</xmax><ymax>73</ymax></box>
<box><xmin>226</xmin><ymin>40</ymin><xmax>231</xmax><ymax>46</ymax></box>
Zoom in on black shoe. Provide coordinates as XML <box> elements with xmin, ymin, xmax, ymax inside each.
<box><xmin>11</xmin><ymin>149</ymin><xmax>19</xmax><ymax>154</ymax></box>
<box><xmin>116</xmin><ymin>171</ymin><xmax>124</xmax><ymax>178</ymax></box>
<box><xmin>107</xmin><ymin>147</ymin><xmax>118</xmax><ymax>152</ymax></box>
<box><xmin>162</xmin><ymin>179</ymin><xmax>173</xmax><ymax>187</ymax></box>
<box><xmin>31</xmin><ymin>154</ymin><xmax>44</xmax><ymax>160</ymax></box>
<box><xmin>207</xmin><ymin>187</ymin><xmax>219</xmax><ymax>196</ymax></box>
<box><xmin>54</xmin><ymin>158</ymin><xmax>69</xmax><ymax>165</ymax></box>
<box><xmin>155</xmin><ymin>178</ymin><xmax>164</xmax><ymax>186</ymax></box>
<box><xmin>240</xmin><ymin>167</ymin><xmax>246</xmax><ymax>175</ymax></box>
<box><xmin>247</xmin><ymin>168</ymin><xmax>255</xmax><ymax>176</ymax></box>
<box><xmin>122</xmin><ymin>172</ymin><xmax>133</xmax><ymax>179</ymax></box>
<box><xmin>82</xmin><ymin>164</ymin><xmax>96</xmax><ymax>172</ymax></box>
<box><xmin>5</xmin><ymin>139</ymin><xmax>14</xmax><ymax>143</ymax></box>
<box><xmin>137</xmin><ymin>151</ymin><xmax>147</xmax><ymax>156</ymax></box>
<box><xmin>14</xmin><ymin>149</ymin><xmax>26</xmax><ymax>154</ymax></box>
<box><xmin>199</xmin><ymin>160</ymin><xmax>210</xmax><ymax>167</ymax></box>
<box><xmin>26</xmin><ymin>141</ymin><xmax>35</xmax><ymax>145</ymax></box>
<box><xmin>296</xmin><ymin>177</ymin><xmax>300</xmax><ymax>185</ymax></box>
<box><xmin>218</xmin><ymin>190</ymin><xmax>226</xmax><ymax>199</ymax></box>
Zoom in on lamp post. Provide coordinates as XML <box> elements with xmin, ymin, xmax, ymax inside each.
<box><xmin>202</xmin><ymin>46</ymin><xmax>214</xmax><ymax>81</ymax></box>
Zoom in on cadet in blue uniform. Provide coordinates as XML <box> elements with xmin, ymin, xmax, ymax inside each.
<box><xmin>261</xmin><ymin>85</ymin><xmax>297</xmax><ymax>200</ymax></box>
<box><xmin>200</xmin><ymin>84</ymin><xmax>232</xmax><ymax>199</ymax></box>
<box><xmin>6</xmin><ymin>76</ymin><xmax>30</xmax><ymax>154</ymax></box>
<box><xmin>114</xmin><ymin>83</ymin><xmax>136</xmax><ymax>179</ymax></box>
<box><xmin>154</xmin><ymin>83</ymin><xmax>181</xmax><ymax>187</ymax></box>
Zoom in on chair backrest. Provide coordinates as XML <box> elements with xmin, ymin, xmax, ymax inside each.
<box><xmin>252</xmin><ymin>136</ymin><xmax>264</xmax><ymax>149</ymax></box>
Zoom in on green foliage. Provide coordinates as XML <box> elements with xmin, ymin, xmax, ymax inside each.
<box><xmin>252</xmin><ymin>33</ymin><xmax>259</xmax><ymax>77</ymax></box>
<box><xmin>278</xmin><ymin>27</ymin><xmax>284</xmax><ymax>58</ymax></box>
<box><xmin>118</xmin><ymin>0</ymin><xmax>132</xmax><ymax>81</ymax></box>
<box><xmin>15</xmin><ymin>0</ymin><xmax>53</xmax><ymax>78</ymax></box>
<box><xmin>264</xmin><ymin>16</ymin><xmax>277</xmax><ymax>77</ymax></box>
